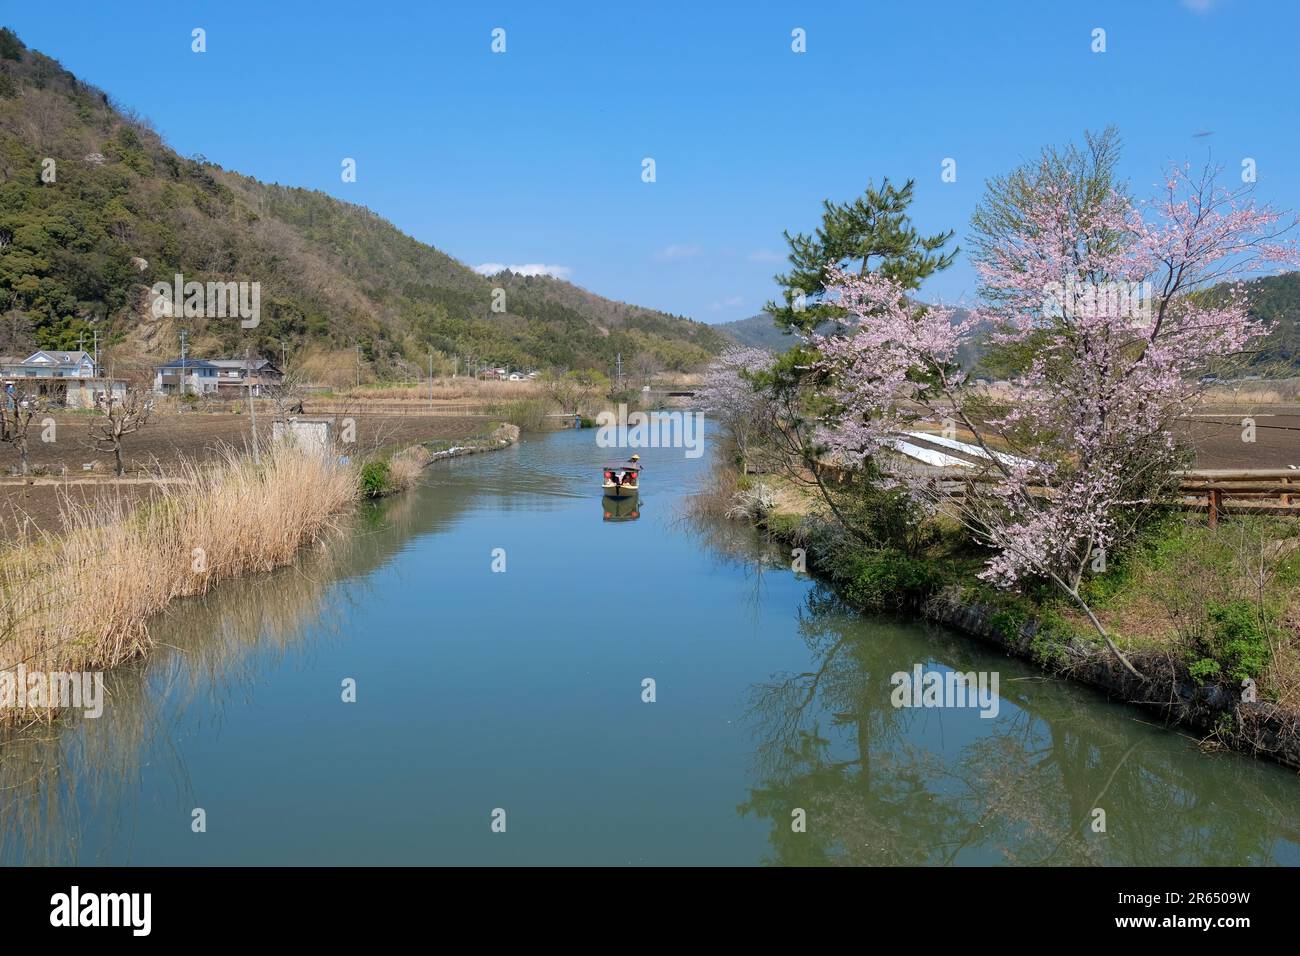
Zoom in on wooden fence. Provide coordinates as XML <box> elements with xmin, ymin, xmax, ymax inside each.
<box><xmin>1175</xmin><ymin>469</ymin><xmax>1300</xmax><ymax>526</ymax></box>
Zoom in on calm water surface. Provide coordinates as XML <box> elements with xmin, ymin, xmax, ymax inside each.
<box><xmin>2</xmin><ymin>428</ymin><xmax>1298</xmax><ymax>865</ymax></box>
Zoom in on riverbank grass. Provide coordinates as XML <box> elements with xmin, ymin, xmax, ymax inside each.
<box><xmin>731</xmin><ymin>468</ymin><xmax>1300</xmax><ymax>707</ymax></box>
<box><xmin>0</xmin><ymin>442</ymin><xmax>358</xmax><ymax>720</ymax></box>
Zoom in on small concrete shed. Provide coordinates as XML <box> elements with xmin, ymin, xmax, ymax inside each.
<box><xmin>271</xmin><ymin>416</ymin><xmax>333</xmax><ymax>453</ymax></box>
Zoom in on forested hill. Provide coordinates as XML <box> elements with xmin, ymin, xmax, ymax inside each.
<box><xmin>1222</xmin><ymin>271</ymin><xmax>1300</xmax><ymax>374</ymax></box>
<box><xmin>719</xmin><ymin>307</ymin><xmax>984</xmax><ymax>368</ymax></box>
<box><xmin>716</xmin><ymin>312</ymin><xmax>804</xmax><ymax>352</ymax></box>
<box><xmin>0</xmin><ymin>29</ymin><xmax>724</xmax><ymax>380</ymax></box>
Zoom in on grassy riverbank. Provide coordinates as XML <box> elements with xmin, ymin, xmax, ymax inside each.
<box><xmin>0</xmin><ymin>443</ymin><xmax>357</xmax><ymax>723</ymax></box>
<box><xmin>0</xmin><ymin>418</ymin><xmax>521</xmax><ymax>725</ymax></box>
<box><xmin>710</xmin><ymin>464</ymin><xmax>1300</xmax><ymax>765</ymax></box>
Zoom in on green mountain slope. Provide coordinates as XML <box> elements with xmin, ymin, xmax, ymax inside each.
<box><xmin>716</xmin><ymin>312</ymin><xmax>804</xmax><ymax>352</ymax></box>
<box><xmin>1222</xmin><ymin>271</ymin><xmax>1300</xmax><ymax>374</ymax></box>
<box><xmin>0</xmin><ymin>29</ymin><xmax>723</xmax><ymax>379</ymax></box>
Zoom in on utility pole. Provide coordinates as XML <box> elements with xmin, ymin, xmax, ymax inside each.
<box><xmin>355</xmin><ymin>345</ymin><xmax>361</xmax><ymax>388</ymax></box>
<box><xmin>429</xmin><ymin>351</ymin><xmax>434</xmax><ymax>407</ymax></box>
<box><xmin>92</xmin><ymin>330</ymin><xmax>100</xmax><ymax>376</ymax></box>
<box><xmin>246</xmin><ymin>346</ymin><xmax>260</xmax><ymax>465</ymax></box>
<box><xmin>616</xmin><ymin>352</ymin><xmax>623</xmax><ymax>391</ymax></box>
<box><xmin>180</xmin><ymin>330</ymin><xmax>188</xmax><ymax>397</ymax></box>
<box><xmin>281</xmin><ymin>339</ymin><xmax>287</xmax><ymax>370</ymax></box>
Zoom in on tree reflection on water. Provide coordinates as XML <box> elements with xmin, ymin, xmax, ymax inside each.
<box><xmin>739</xmin><ymin>582</ymin><xmax>1300</xmax><ymax>866</ymax></box>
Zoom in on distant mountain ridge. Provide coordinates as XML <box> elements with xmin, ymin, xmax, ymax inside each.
<box><xmin>721</xmin><ymin>277</ymin><xmax>1300</xmax><ymax>378</ymax></box>
<box><xmin>0</xmin><ymin>29</ymin><xmax>725</xmax><ymax>381</ymax></box>
<box><xmin>715</xmin><ymin>312</ymin><xmax>806</xmax><ymax>352</ymax></box>
<box><xmin>718</xmin><ymin>307</ymin><xmax>982</xmax><ymax>367</ymax></box>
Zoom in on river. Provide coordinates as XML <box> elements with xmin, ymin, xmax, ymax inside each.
<box><xmin>2</xmin><ymin>427</ymin><xmax>1298</xmax><ymax>865</ymax></box>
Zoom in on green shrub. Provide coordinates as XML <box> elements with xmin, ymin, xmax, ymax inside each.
<box><xmin>1201</xmin><ymin>599</ymin><xmax>1273</xmax><ymax>683</ymax></box>
<box><xmin>836</xmin><ymin>549</ymin><xmax>945</xmax><ymax>612</ymax></box>
<box><xmin>762</xmin><ymin>512</ymin><xmax>802</xmax><ymax>538</ymax></box>
<box><xmin>1188</xmin><ymin>658</ymin><xmax>1222</xmax><ymax>684</ymax></box>
<box><xmin>1079</xmin><ymin>559</ymin><xmax>1133</xmax><ymax>606</ymax></box>
<box><xmin>359</xmin><ymin>460</ymin><xmax>391</xmax><ymax>497</ymax></box>
<box><xmin>989</xmin><ymin>607</ymin><xmax>1027</xmax><ymax>642</ymax></box>
<box><xmin>1028</xmin><ymin>612</ymin><xmax>1074</xmax><ymax>668</ymax></box>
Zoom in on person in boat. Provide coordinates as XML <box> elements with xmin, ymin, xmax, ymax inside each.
<box><xmin>627</xmin><ymin>454</ymin><xmax>641</xmax><ymax>482</ymax></box>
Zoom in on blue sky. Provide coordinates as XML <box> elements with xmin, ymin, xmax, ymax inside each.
<box><xmin>6</xmin><ymin>0</ymin><xmax>1299</xmax><ymax>322</ymax></box>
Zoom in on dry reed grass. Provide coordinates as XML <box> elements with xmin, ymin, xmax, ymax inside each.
<box><xmin>333</xmin><ymin>378</ymin><xmax>539</xmax><ymax>403</ymax></box>
<box><xmin>385</xmin><ymin>445</ymin><xmax>432</xmax><ymax>492</ymax></box>
<box><xmin>0</xmin><ymin>442</ymin><xmax>358</xmax><ymax>720</ymax></box>
<box><xmin>1201</xmin><ymin>378</ymin><xmax>1300</xmax><ymax>405</ymax></box>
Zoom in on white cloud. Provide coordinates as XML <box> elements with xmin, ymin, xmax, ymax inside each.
<box><xmin>747</xmin><ymin>249</ymin><xmax>784</xmax><ymax>263</ymax></box>
<box><xmin>709</xmin><ymin>295</ymin><xmax>745</xmax><ymax>312</ymax></box>
<box><xmin>654</xmin><ymin>244</ymin><xmax>701</xmax><ymax>260</ymax></box>
<box><xmin>474</xmin><ymin>263</ymin><xmax>572</xmax><ymax>279</ymax></box>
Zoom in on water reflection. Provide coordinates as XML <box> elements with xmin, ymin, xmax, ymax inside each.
<box><xmin>737</xmin><ymin>581</ymin><xmax>1300</xmax><ymax>866</ymax></box>
<box><xmin>601</xmin><ymin>494</ymin><xmax>641</xmax><ymax>522</ymax></box>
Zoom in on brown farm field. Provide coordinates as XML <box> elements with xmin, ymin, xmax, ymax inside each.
<box><xmin>0</xmin><ymin>409</ymin><xmax>496</xmax><ymax>540</ymax></box>
<box><xmin>1180</xmin><ymin>404</ymin><xmax>1300</xmax><ymax>470</ymax></box>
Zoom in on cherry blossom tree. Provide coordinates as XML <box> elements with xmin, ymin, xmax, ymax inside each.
<box><xmin>698</xmin><ymin>346</ymin><xmax>774</xmax><ymax>471</ymax></box>
<box><xmin>812</xmin><ymin>148</ymin><xmax>1299</xmax><ymax>678</ymax></box>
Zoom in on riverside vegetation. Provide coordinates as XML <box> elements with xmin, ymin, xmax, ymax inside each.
<box><xmin>700</xmin><ymin>130</ymin><xmax>1300</xmax><ymax>764</ymax></box>
<box><xmin>0</xmin><ymin>442</ymin><xmax>356</xmax><ymax>722</ymax></box>
<box><xmin>0</xmin><ymin>413</ymin><xmax>518</xmax><ymax>722</ymax></box>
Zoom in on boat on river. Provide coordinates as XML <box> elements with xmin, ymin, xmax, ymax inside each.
<box><xmin>602</xmin><ymin>461</ymin><xmax>640</xmax><ymax>498</ymax></box>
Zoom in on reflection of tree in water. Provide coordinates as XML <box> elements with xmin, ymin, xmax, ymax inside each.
<box><xmin>0</xmin><ymin>486</ymin><xmax>436</xmax><ymax>865</ymax></box>
<box><xmin>740</xmin><ymin>585</ymin><xmax>970</xmax><ymax>864</ymax></box>
<box><xmin>961</xmin><ymin>695</ymin><xmax>1300</xmax><ymax>865</ymax></box>
<box><xmin>674</xmin><ymin>506</ymin><xmax>794</xmax><ymax>624</ymax></box>
<box><xmin>740</xmin><ymin>584</ymin><xmax>1300</xmax><ymax>866</ymax></box>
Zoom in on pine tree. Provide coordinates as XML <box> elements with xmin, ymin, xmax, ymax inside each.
<box><xmin>765</xmin><ymin>178</ymin><xmax>956</xmax><ymax>335</ymax></box>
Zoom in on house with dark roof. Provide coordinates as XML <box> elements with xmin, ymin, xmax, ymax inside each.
<box><xmin>152</xmin><ymin>358</ymin><xmax>220</xmax><ymax>395</ymax></box>
<box><xmin>209</xmin><ymin>357</ymin><xmax>284</xmax><ymax>396</ymax></box>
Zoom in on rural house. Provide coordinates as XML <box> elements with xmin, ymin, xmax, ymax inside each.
<box><xmin>0</xmin><ymin>350</ymin><xmax>127</xmax><ymax>407</ymax></box>
<box><xmin>0</xmin><ymin>349</ymin><xmax>98</xmax><ymax>379</ymax></box>
<box><xmin>209</xmin><ymin>357</ymin><xmax>284</xmax><ymax>396</ymax></box>
<box><xmin>152</xmin><ymin>356</ymin><xmax>284</xmax><ymax>396</ymax></box>
<box><xmin>152</xmin><ymin>358</ymin><xmax>220</xmax><ymax>395</ymax></box>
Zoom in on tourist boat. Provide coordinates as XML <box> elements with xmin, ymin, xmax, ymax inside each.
<box><xmin>602</xmin><ymin>461</ymin><xmax>640</xmax><ymax>498</ymax></box>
